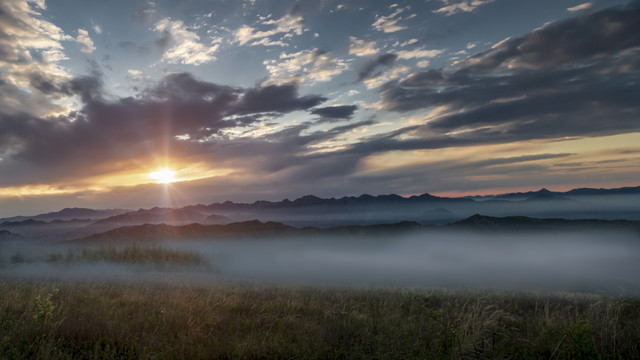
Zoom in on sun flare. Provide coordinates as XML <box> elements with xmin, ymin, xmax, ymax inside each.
<box><xmin>148</xmin><ymin>169</ymin><xmax>177</xmax><ymax>184</ymax></box>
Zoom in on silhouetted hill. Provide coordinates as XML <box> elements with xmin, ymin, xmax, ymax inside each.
<box><xmin>0</xmin><ymin>229</ymin><xmax>19</xmax><ymax>241</ymax></box>
<box><xmin>565</xmin><ymin>186</ymin><xmax>640</xmax><ymax>195</ymax></box>
<box><xmin>199</xmin><ymin>192</ymin><xmax>471</xmax><ymax>212</ymax></box>
<box><xmin>93</xmin><ymin>207</ymin><xmax>207</xmax><ymax>226</ymax></box>
<box><xmin>490</xmin><ymin>186</ymin><xmax>640</xmax><ymax>200</ymax></box>
<box><xmin>450</xmin><ymin>214</ymin><xmax>640</xmax><ymax>233</ymax></box>
<box><xmin>72</xmin><ymin>220</ymin><xmax>300</xmax><ymax>243</ymax></box>
<box><xmin>68</xmin><ymin>214</ymin><xmax>640</xmax><ymax>244</ymax></box>
<box><xmin>0</xmin><ymin>219</ymin><xmax>48</xmax><ymax>227</ymax></box>
<box><xmin>204</xmin><ymin>214</ymin><xmax>231</xmax><ymax>224</ymax></box>
<box><xmin>0</xmin><ymin>208</ymin><xmax>128</xmax><ymax>223</ymax></box>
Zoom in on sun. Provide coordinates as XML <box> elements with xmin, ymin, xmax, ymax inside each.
<box><xmin>148</xmin><ymin>168</ymin><xmax>177</xmax><ymax>184</ymax></box>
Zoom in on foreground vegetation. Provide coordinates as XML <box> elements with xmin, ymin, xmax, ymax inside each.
<box><xmin>1</xmin><ymin>280</ymin><xmax>639</xmax><ymax>359</ymax></box>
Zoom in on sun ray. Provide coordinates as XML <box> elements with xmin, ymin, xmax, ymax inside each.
<box><xmin>148</xmin><ymin>168</ymin><xmax>177</xmax><ymax>184</ymax></box>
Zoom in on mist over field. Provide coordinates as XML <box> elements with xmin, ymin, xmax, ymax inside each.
<box><xmin>3</xmin><ymin>228</ymin><xmax>639</xmax><ymax>295</ymax></box>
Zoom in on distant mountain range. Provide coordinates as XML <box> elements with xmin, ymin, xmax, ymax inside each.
<box><xmin>0</xmin><ymin>208</ymin><xmax>127</xmax><ymax>223</ymax></box>
<box><xmin>1</xmin><ymin>185</ymin><xmax>638</xmax><ymax>242</ymax></box>
<box><xmin>2</xmin><ymin>185</ymin><xmax>638</xmax><ymax>224</ymax></box>
<box><xmin>69</xmin><ymin>215</ymin><xmax>640</xmax><ymax>244</ymax></box>
<box><xmin>477</xmin><ymin>186</ymin><xmax>640</xmax><ymax>200</ymax></box>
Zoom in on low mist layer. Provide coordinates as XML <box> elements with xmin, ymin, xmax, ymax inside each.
<box><xmin>2</xmin><ymin>229</ymin><xmax>639</xmax><ymax>295</ymax></box>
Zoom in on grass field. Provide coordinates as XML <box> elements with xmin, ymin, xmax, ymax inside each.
<box><xmin>1</xmin><ymin>279</ymin><xmax>639</xmax><ymax>359</ymax></box>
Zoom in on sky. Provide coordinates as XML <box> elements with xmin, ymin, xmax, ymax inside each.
<box><xmin>0</xmin><ymin>0</ymin><xmax>639</xmax><ymax>216</ymax></box>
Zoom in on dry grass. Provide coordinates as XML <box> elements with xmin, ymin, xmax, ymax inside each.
<box><xmin>0</xmin><ymin>279</ymin><xmax>639</xmax><ymax>359</ymax></box>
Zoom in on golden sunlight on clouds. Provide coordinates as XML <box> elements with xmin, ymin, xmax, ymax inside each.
<box><xmin>0</xmin><ymin>184</ymin><xmax>107</xmax><ymax>198</ymax></box>
<box><xmin>148</xmin><ymin>168</ymin><xmax>177</xmax><ymax>184</ymax></box>
<box><xmin>357</xmin><ymin>133</ymin><xmax>640</xmax><ymax>193</ymax></box>
<box><xmin>360</xmin><ymin>133</ymin><xmax>640</xmax><ymax>174</ymax></box>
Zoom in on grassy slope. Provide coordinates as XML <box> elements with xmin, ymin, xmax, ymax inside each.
<box><xmin>1</xmin><ymin>280</ymin><xmax>639</xmax><ymax>359</ymax></box>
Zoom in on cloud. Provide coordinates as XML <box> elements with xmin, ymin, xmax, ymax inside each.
<box><xmin>364</xmin><ymin>65</ymin><xmax>409</xmax><ymax>89</ymax></box>
<box><xmin>93</xmin><ymin>24</ymin><xmax>102</xmax><ymax>34</ymax></box>
<box><xmin>369</xmin><ymin>2</ymin><xmax>640</xmax><ymax>152</ymax></box>
<box><xmin>127</xmin><ymin>69</ymin><xmax>149</xmax><ymax>81</ymax></box>
<box><xmin>433</xmin><ymin>0</ymin><xmax>495</xmax><ymax>16</ymax></box>
<box><xmin>76</xmin><ymin>29</ymin><xmax>95</xmax><ymax>54</ymax></box>
<box><xmin>264</xmin><ymin>49</ymin><xmax>349</xmax><ymax>85</ymax></box>
<box><xmin>567</xmin><ymin>2</ymin><xmax>592</xmax><ymax>12</ymax></box>
<box><xmin>457</xmin><ymin>5</ymin><xmax>640</xmax><ymax>71</ymax></box>
<box><xmin>311</xmin><ymin>105</ymin><xmax>358</xmax><ymax>122</ymax></box>
<box><xmin>372</xmin><ymin>6</ymin><xmax>412</xmax><ymax>33</ymax></box>
<box><xmin>349</xmin><ymin>37</ymin><xmax>378</xmax><ymax>57</ymax></box>
<box><xmin>234</xmin><ymin>13</ymin><xmax>304</xmax><ymax>46</ymax></box>
<box><xmin>0</xmin><ymin>72</ymin><xmax>329</xmax><ymax>187</ymax></box>
<box><xmin>132</xmin><ymin>1</ymin><xmax>156</xmax><ymax>23</ymax></box>
<box><xmin>153</xmin><ymin>18</ymin><xmax>219</xmax><ymax>65</ymax></box>
<box><xmin>0</xmin><ymin>0</ymin><xmax>73</xmax><ymax>117</ymax></box>
<box><xmin>396</xmin><ymin>48</ymin><xmax>444</xmax><ymax>60</ymax></box>
<box><xmin>357</xmin><ymin>53</ymin><xmax>397</xmax><ymax>81</ymax></box>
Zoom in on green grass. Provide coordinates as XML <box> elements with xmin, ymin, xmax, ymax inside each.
<box><xmin>1</xmin><ymin>280</ymin><xmax>639</xmax><ymax>359</ymax></box>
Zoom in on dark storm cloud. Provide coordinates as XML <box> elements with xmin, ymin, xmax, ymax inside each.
<box><xmin>357</xmin><ymin>53</ymin><xmax>397</xmax><ymax>81</ymax></box>
<box><xmin>375</xmin><ymin>2</ymin><xmax>640</xmax><ymax>149</ymax></box>
<box><xmin>460</xmin><ymin>2</ymin><xmax>640</xmax><ymax>72</ymax></box>
<box><xmin>0</xmin><ymin>73</ymin><xmax>329</xmax><ymax>185</ymax></box>
<box><xmin>311</xmin><ymin>105</ymin><xmax>358</xmax><ymax>122</ymax></box>
<box><xmin>235</xmin><ymin>84</ymin><xmax>326</xmax><ymax>114</ymax></box>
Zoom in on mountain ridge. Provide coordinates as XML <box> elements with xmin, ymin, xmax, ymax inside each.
<box><xmin>68</xmin><ymin>215</ymin><xmax>640</xmax><ymax>244</ymax></box>
<box><xmin>2</xmin><ymin>185</ymin><xmax>638</xmax><ymax>224</ymax></box>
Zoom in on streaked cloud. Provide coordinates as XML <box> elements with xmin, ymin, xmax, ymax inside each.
<box><xmin>357</xmin><ymin>53</ymin><xmax>397</xmax><ymax>81</ymax></box>
<box><xmin>372</xmin><ymin>6</ymin><xmax>412</xmax><ymax>33</ymax></box>
<box><xmin>433</xmin><ymin>0</ymin><xmax>495</xmax><ymax>16</ymax></box>
<box><xmin>396</xmin><ymin>48</ymin><xmax>444</xmax><ymax>60</ymax></box>
<box><xmin>567</xmin><ymin>2</ymin><xmax>593</xmax><ymax>12</ymax></box>
<box><xmin>234</xmin><ymin>13</ymin><xmax>304</xmax><ymax>46</ymax></box>
<box><xmin>374</xmin><ymin>2</ymin><xmax>640</xmax><ymax>154</ymax></box>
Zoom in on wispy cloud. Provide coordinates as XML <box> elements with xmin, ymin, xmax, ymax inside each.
<box><xmin>567</xmin><ymin>2</ymin><xmax>592</xmax><ymax>12</ymax></box>
<box><xmin>154</xmin><ymin>18</ymin><xmax>219</xmax><ymax>65</ymax></box>
<box><xmin>349</xmin><ymin>37</ymin><xmax>379</xmax><ymax>57</ymax></box>
<box><xmin>234</xmin><ymin>13</ymin><xmax>304</xmax><ymax>46</ymax></box>
<box><xmin>76</xmin><ymin>29</ymin><xmax>95</xmax><ymax>53</ymax></box>
<box><xmin>433</xmin><ymin>0</ymin><xmax>495</xmax><ymax>16</ymax></box>
<box><xmin>372</xmin><ymin>6</ymin><xmax>412</xmax><ymax>33</ymax></box>
<box><xmin>396</xmin><ymin>48</ymin><xmax>444</xmax><ymax>60</ymax></box>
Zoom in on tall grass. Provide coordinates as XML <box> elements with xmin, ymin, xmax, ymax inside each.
<box><xmin>1</xmin><ymin>280</ymin><xmax>639</xmax><ymax>359</ymax></box>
